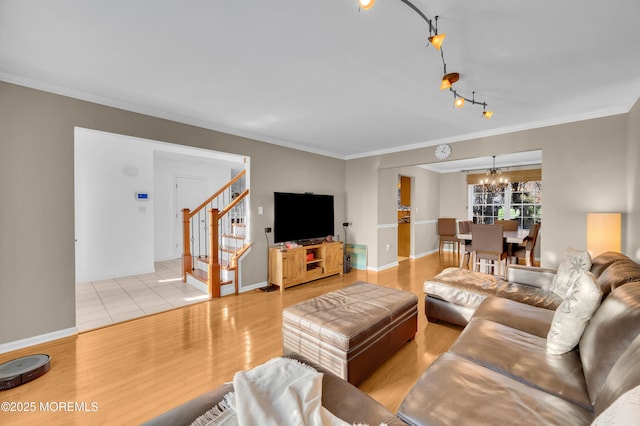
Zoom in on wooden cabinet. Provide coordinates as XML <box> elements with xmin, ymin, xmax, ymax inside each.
<box><xmin>269</xmin><ymin>242</ymin><xmax>343</xmax><ymax>291</ymax></box>
<box><xmin>278</xmin><ymin>249</ymin><xmax>306</xmax><ymax>288</ymax></box>
<box><xmin>324</xmin><ymin>243</ymin><xmax>344</xmax><ymax>275</ymax></box>
<box><xmin>400</xmin><ymin>175</ymin><xmax>411</xmax><ymax>206</ymax></box>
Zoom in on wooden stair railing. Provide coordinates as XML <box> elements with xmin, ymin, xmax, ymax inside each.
<box><xmin>182</xmin><ymin>170</ymin><xmax>250</xmax><ymax>298</ymax></box>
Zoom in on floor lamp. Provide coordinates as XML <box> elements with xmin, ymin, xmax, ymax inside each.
<box><xmin>587</xmin><ymin>213</ymin><xmax>621</xmax><ymax>257</ymax></box>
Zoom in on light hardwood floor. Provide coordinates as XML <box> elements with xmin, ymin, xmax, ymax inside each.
<box><xmin>0</xmin><ymin>253</ymin><xmax>462</xmax><ymax>425</ymax></box>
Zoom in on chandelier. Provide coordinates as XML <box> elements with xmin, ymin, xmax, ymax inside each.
<box><xmin>479</xmin><ymin>155</ymin><xmax>509</xmax><ymax>193</ymax></box>
<box><xmin>356</xmin><ymin>0</ymin><xmax>494</xmax><ymax>119</ymax></box>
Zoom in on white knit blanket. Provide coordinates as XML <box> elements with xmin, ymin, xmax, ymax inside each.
<box><xmin>191</xmin><ymin>357</ymin><xmax>350</xmax><ymax>426</ymax></box>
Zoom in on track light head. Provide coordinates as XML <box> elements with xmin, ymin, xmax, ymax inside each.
<box><xmin>358</xmin><ymin>0</ymin><xmax>375</xmax><ymax>10</ymax></box>
<box><xmin>440</xmin><ymin>72</ymin><xmax>459</xmax><ymax>90</ymax></box>
<box><xmin>428</xmin><ymin>33</ymin><xmax>446</xmax><ymax>50</ymax></box>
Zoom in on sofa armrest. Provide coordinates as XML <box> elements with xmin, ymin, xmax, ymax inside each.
<box><xmin>506</xmin><ymin>265</ymin><xmax>557</xmax><ymax>290</ymax></box>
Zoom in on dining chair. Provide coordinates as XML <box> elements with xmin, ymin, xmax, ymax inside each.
<box><xmin>471</xmin><ymin>224</ymin><xmax>507</xmax><ymax>276</ymax></box>
<box><xmin>494</xmin><ymin>220</ymin><xmax>518</xmax><ymax>231</ymax></box>
<box><xmin>437</xmin><ymin>218</ymin><xmax>459</xmax><ymax>259</ymax></box>
<box><xmin>458</xmin><ymin>220</ymin><xmax>473</xmax><ymax>268</ymax></box>
<box><xmin>494</xmin><ymin>220</ymin><xmax>518</xmax><ymax>257</ymax></box>
<box><xmin>511</xmin><ymin>223</ymin><xmax>540</xmax><ymax>266</ymax></box>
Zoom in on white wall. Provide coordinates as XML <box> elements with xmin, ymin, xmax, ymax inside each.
<box><xmin>153</xmin><ymin>155</ymin><xmax>232</xmax><ymax>261</ymax></box>
<box><xmin>75</xmin><ymin>128</ymin><xmax>155</xmax><ymax>283</ymax></box>
<box><xmin>75</xmin><ymin>128</ymin><xmax>241</xmax><ymax>282</ymax></box>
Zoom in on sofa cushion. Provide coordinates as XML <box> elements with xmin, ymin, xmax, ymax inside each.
<box><xmin>596</xmin><ymin>258</ymin><xmax>640</xmax><ymax>295</ymax></box>
<box><xmin>547</xmin><ymin>271</ymin><xmax>602</xmax><ymax>355</ymax></box>
<box><xmin>397</xmin><ymin>352</ymin><xmax>593</xmax><ymax>426</ymax></box>
<box><xmin>449</xmin><ymin>318</ymin><xmax>592</xmax><ymax>410</ymax></box>
<box><xmin>550</xmin><ymin>248</ymin><xmax>592</xmax><ymax>299</ymax></box>
<box><xmin>496</xmin><ymin>281</ymin><xmax>562</xmax><ymax>310</ymax></box>
<box><xmin>590</xmin><ymin>251</ymin><xmax>629</xmax><ymax>279</ymax></box>
<box><xmin>594</xmin><ymin>334</ymin><xmax>640</xmax><ymax>417</ymax></box>
<box><xmin>423</xmin><ymin>267</ymin><xmax>504</xmax><ymax>309</ymax></box>
<box><xmin>472</xmin><ymin>296</ymin><xmax>555</xmax><ymax>338</ymax></box>
<box><xmin>580</xmin><ymin>282</ymin><xmax>640</xmax><ymax>406</ymax></box>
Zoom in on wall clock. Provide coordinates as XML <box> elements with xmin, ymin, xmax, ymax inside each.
<box><xmin>435</xmin><ymin>144</ymin><xmax>452</xmax><ymax>160</ymax></box>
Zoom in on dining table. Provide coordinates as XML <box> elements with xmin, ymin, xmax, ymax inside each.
<box><xmin>457</xmin><ymin>229</ymin><xmax>530</xmax><ymax>268</ymax></box>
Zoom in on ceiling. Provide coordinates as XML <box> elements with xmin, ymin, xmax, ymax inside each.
<box><xmin>2</xmin><ymin>0</ymin><xmax>640</xmax><ymax>160</ymax></box>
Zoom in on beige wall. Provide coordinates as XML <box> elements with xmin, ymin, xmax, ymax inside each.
<box><xmin>439</xmin><ymin>172</ymin><xmax>468</xmax><ymax>220</ymax></box>
<box><xmin>0</xmin><ymin>82</ymin><xmax>345</xmax><ymax>345</ymax></box>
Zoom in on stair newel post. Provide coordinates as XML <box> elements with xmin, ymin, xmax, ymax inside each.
<box><xmin>182</xmin><ymin>208</ymin><xmax>192</xmax><ymax>282</ymax></box>
<box><xmin>208</xmin><ymin>208</ymin><xmax>221</xmax><ymax>298</ymax></box>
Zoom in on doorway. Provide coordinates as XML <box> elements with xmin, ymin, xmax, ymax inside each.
<box><xmin>174</xmin><ymin>176</ymin><xmax>206</xmax><ymax>259</ymax></box>
<box><xmin>398</xmin><ymin>175</ymin><xmax>411</xmax><ymax>260</ymax></box>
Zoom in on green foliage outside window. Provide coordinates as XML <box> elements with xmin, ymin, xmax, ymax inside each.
<box><xmin>472</xmin><ymin>181</ymin><xmax>542</xmax><ymax>229</ymax></box>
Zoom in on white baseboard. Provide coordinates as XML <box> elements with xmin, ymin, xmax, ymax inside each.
<box><xmin>238</xmin><ymin>281</ymin><xmax>269</xmax><ymax>293</ymax></box>
<box><xmin>0</xmin><ymin>327</ymin><xmax>78</xmax><ymax>355</ymax></box>
<box><xmin>368</xmin><ymin>261</ymin><xmax>399</xmax><ymax>272</ymax></box>
<box><xmin>412</xmin><ymin>249</ymin><xmax>438</xmax><ymax>259</ymax></box>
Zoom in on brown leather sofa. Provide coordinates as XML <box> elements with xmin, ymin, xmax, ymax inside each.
<box><xmin>398</xmin><ymin>252</ymin><xmax>640</xmax><ymax>425</ymax></box>
<box><xmin>140</xmin><ymin>353</ymin><xmax>405</xmax><ymax>426</ymax></box>
<box><xmin>424</xmin><ymin>251</ymin><xmax>639</xmax><ymax>326</ymax></box>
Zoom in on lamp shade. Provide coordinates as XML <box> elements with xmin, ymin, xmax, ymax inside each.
<box><xmin>440</xmin><ymin>78</ymin><xmax>451</xmax><ymax>90</ymax></box>
<box><xmin>587</xmin><ymin>213</ymin><xmax>621</xmax><ymax>256</ymax></box>
<box><xmin>358</xmin><ymin>0</ymin><xmax>375</xmax><ymax>10</ymax></box>
<box><xmin>428</xmin><ymin>33</ymin><xmax>446</xmax><ymax>50</ymax></box>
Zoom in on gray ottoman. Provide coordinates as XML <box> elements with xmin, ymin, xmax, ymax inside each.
<box><xmin>282</xmin><ymin>282</ymin><xmax>418</xmax><ymax>385</ymax></box>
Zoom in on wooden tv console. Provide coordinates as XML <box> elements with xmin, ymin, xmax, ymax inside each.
<box><xmin>269</xmin><ymin>241</ymin><xmax>343</xmax><ymax>291</ymax></box>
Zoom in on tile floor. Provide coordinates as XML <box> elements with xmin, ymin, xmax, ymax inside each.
<box><xmin>76</xmin><ymin>259</ymin><xmax>208</xmax><ymax>332</ymax></box>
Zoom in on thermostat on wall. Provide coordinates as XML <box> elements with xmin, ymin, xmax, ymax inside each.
<box><xmin>135</xmin><ymin>192</ymin><xmax>149</xmax><ymax>201</ymax></box>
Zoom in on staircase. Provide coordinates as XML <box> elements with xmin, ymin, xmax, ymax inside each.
<box><xmin>181</xmin><ymin>170</ymin><xmax>251</xmax><ymax>298</ymax></box>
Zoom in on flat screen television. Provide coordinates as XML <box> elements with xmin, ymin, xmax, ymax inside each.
<box><xmin>274</xmin><ymin>192</ymin><xmax>334</xmax><ymax>244</ymax></box>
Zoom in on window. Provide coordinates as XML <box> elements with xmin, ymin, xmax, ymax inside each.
<box><xmin>469</xmin><ymin>181</ymin><xmax>542</xmax><ymax>229</ymax></box>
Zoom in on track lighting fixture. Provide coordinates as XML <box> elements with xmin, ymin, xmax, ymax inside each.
<box><xmin>357</xmin><ymin>0</ymin><xmax>493</xmax><ymax>118</ymax></box>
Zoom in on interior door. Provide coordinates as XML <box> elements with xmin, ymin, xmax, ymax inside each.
<box><xmin>175</xmin><ymin>176</ymin><xmax>206</xmax><ymax>258</ymax></box>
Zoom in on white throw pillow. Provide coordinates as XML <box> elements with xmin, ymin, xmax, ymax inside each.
<box><xmin>550</xmin><ymin>247</ymin><xmax>592</xmax><ymax>299</ymax></box>
<box><xmin>592</xmin><ymin>384</ymin><xmax>640</xmax><ymax>425</ymax></box>
<box><xmin>547</xmin><ymin>270</ymin><xmax>602</xmax><ymax>355</ymax></box>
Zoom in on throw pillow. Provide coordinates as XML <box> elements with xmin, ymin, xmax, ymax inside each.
<box><xmin>592</xmin><ymin>384</ymin><xmax>640</xmax><ymax>425</ymax></box>
<box><xmin>550</xmin><ymin>247</ymin><xmax>592</xmax><ymax>299</ymax></box>
<box><xmin>547</xmin><ymin>270</ymin><xmax>602</xmax><ymax>355</ymax></box>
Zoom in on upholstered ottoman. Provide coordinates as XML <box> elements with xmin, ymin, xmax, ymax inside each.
<box><xmin>282</xmin><ymin>282</ymin><xmax>418</xmax><ymax>385</ymax></box>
